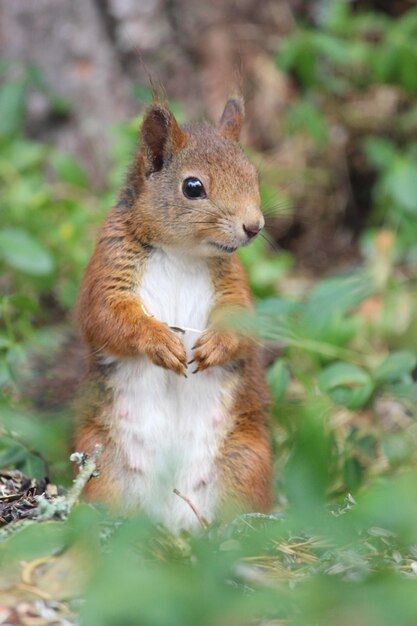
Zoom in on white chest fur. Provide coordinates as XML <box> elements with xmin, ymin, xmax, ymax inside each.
<box><xmin>108</xmin><ymin>249</ymin><xmax>232</xmax><ymax>532</ymax></box>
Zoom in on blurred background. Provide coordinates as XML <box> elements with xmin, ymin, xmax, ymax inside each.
<box><xmin>2</xmin><ymin>1</ymin><xmax>417</xmax><ymax>625</ymax></box>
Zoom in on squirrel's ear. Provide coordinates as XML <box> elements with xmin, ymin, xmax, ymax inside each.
<box><xmin>219</xmin><ymin>96</ymin><xmax>245</xmax><ymax>142</ymax></box>
<box><xmin>140</xmin><ymin>105</ymin><xmax>186</xmax><ymax>175</ymax></box>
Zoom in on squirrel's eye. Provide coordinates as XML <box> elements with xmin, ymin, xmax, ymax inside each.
<box><xmin>182</xmin><ymin>177</ymin><xmax>206</xmax><ymax>199</ymax></box>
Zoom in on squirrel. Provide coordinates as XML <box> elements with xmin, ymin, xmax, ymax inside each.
<box><xmin>74</xmin><ymin>95</ymin><xmax>272</xmax><ymax>533</ymax></box>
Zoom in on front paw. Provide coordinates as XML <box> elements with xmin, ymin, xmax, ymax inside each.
<box><xmin>191</xmin><ymin>329</ymin><xmax>240</xmax><ymax>373</ymax></box>
<box><xmin>142</xmin><ymin>319</ymin><xmax>187</xmax><ymax>376</ymax></box>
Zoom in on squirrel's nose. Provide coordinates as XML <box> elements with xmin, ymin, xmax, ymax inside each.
<box><xmin>243</xmin><ymin>222</ymin><xmax>263</xmax><ymax>239</ymax></box>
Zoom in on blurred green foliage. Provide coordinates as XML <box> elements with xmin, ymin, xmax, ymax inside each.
<box><xmin>279</xmin><ymin>5</ymin><xmax>417</xmax><ymax>250</ymax></box>
<box><xmin>279</xmin><ymin>4</ymin><xmax>417</xmax><ymax>93</ymax></box>
<box><xmin>2</xmin><ymin>4</ymin><xmax>417</xmax><ymax>624</ymax></box>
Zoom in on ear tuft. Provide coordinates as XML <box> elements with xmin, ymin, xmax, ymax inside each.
<box><xmin>219</xmin><ymin>96</ymin><xmax>245</xmax><ymax>142</ymax></box>
<box><xmin>140</xmin><ymin>105</ymin><xmax>186</xmax><ymax>175</ymax></box>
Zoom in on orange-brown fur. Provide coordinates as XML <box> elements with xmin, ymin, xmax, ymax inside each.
<box><xmin>75</xmin><ymin>96</ymin><xmax>272</xmax><ymax>526</ymax></box>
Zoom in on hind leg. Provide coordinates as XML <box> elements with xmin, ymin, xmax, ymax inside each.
<box><xmin>217</xmin><ymin>414</ymin><xmax>272</xmax><ymax>517</ymax></box>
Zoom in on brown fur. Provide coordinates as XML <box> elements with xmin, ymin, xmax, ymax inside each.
<box><xmin>75</xmin><ymin>96</ymin><xmax>272</xmax><ymax>521</ymax></box>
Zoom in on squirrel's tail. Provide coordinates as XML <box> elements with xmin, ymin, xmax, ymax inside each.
<box><xmin>20</xmin><ymin>328</ymin><xmax>87</xmax><ymax>412</ymax></box>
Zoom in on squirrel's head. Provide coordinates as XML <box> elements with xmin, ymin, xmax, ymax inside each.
<box><xmin>133</xmin><ymin>97</ymin><xmax>264</xmax><ymax>256</ymax></box>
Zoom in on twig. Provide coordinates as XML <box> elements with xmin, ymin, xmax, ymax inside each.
<box><xmin>66</xmin><ymin>445</ymin><xmax>102</xmax><ymax>510</ymax></box>
<box><xmin>173</xmin><ymin>488</ymin><xmax>208</xmax><ymax>530</ymax></box>
<box><xmin>36</xmin><ymin>445</ymin><xmax>103</xmax><ymax>521</ymax></box>
<box><xmin>169</xmin><ymin>325</ymin><xmax>203</xmax><ymax>334</ymax></box>
<box><xmin>142</xmin><ymin>301</ymin><xmax>204</xmax><ymax>335</ymax></box>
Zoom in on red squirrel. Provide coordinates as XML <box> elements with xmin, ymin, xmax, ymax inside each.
<box><xmin>75</xmin><ymin>96</ymin><xmax>272</xmax><ymax>532</ymax></box>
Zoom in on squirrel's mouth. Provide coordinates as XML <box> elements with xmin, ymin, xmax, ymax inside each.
<box><xmin>208</xmin><ymin>241</ymin><xmax>238</xmax><ymax>254</ymax></box>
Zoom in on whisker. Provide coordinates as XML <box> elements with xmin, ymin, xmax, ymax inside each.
<box><xmin>262</xmin><ymin>199</ymin><xmax>293</xmax><ymax>217</ymax></box>
<box><xmin>195</xmin><ymin>225</ymin><xmax>221</xmax><ymax>233</ymax></box>
<box><xmin>207</xmin><ymin>198</ymin><xmax>233</xmax><ymax>220</ymax></box>
<box><xmin>260</xmin><ymin>231</ymin><xmax>280</xmax><ymax>254</ymax></box>
<box><xmin>263</xmin><ymin>209</ymin><xmax>292</xmax><ymax>220</ymax></box>
<box><xmin>263</xmin><ymin>201</ymin><xmax>292</xmax><ymax>212</ymax></box>
<box><xmin>154</xmin><ymin>220</ymin><xmax>218</xmax><ymax>226</ymax></box>
<box><xmin>182</xmin><ymin>209</ymin><xmax>229</xmax><ymax>226</ymax></box>
<box><xmin>261</xmin><ymin>187</ymin><xmax>292</xmax><ymax>204</ymax></box>
<box><xmin>183</xmin><ymin>205</ymin><xmax>221</xmax><ymax>219</ymax></box>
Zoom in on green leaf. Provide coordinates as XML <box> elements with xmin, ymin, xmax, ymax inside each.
<box><xmin>6</xmin><ymin>138</ymin><xmax>46</xmax><ymax>170</ymax></box>
<box><xmin>256</xmin><ymin>297</ymin><xmax>300</xmax><ymax>317</ymax></box>
<box><xmin>397</xmin><ymin>44</ymin><xmax>417</xmax><ymax>92</ymax></box>
<box><xmin>374</xmin><ymin>351</ymin><xmax>416</xmax><ymax>384</ymax></box>
<box><xmin>382</xmin><ymin>433</ymin><xmax>413</xmax><ymax>467</ymax></box>
<box><xmin>0</xmin><ymin>435</ymin><xmax>47</xmax><ymax>477</ymax></box>
<box><xmin>239</xmin><ymin>238</ymin><xmax>292</xmax><ymax>297</ymax></box>
<box><xmin>52</xmin><ymin>152</ymin><xmax>88</xmax><ymax>188</ymax></box>
<box><xmin>343</xmin><ymin>457</ymin><xmax>364</xmax><ymax>491</ymax></box>
<box><xmin>278</xmin><ymin>33</ymin><xmax>317</xmax><ymax>88</ymax></box>
<box><xmin>0</xmin><ymin>228</ymin><xmax>54</xmax><ymax>276</ymax></box>
<box><xmin>372</xmin><ymin>42</ymin><xmax>398</xmax><ymax>84</ymax></box>
<box><xmin>267</xmin><ymin>359</ymin><xmax>290</xmax><ymax>403</ymax></box>
<box><xmin>383</xmin><ymin>379</ymin><xmax>417</xmax><ymax>402</ymax></box>
<box><xmin>302</xmin><ymin>274</ymin><xmax>371</xmax><ymax>332</ymax></box>
<box><xmin>0</xmin><ymin>80</ymin><xmax>26</xmax><ymax>136</ymax></box>
<box><xmin>285</xmin><ymin>101</ymin><xmax>328</xmax><ymax>146</ymax></box>
<box><xmin>250</xmin><ymin>257</ymin><xmax>291</xmax><ymax>293</ymax></box>
<box><xmin>8</xmin><ymin>293</ymin><xmax>38</xmax><ymax>314</ymax></box>
<box><xmin>0</xmin><ymin>522</ymin><xmax>68</xmax><ymax>565</ymax></box>
<box><xmin>319</xmin><ymin>362</ymin><xmax>374</xmax><ymax>409</ymax></box>
<box><xmin>313</xmin><ymin>32</ymin><xmax>352</xmax><ymax>66</ymax></box>
<box><xmin>21</xmin><ymin>452</ymin><xmax>48</xmax><ymax>479</ymax></box>
<box><xmin>284</xmin><ymin>400</ymin><xmax>333</xmax><ymax>515</ymax></box>
<box><xmin>0</xmin><ymin>439</ymin><xmax>27</xmax><ymax>468</ymax></box>
<box><xmin>0</xmin><ymin>361</ymin><xmax>11</xmax><ymax>387</ymax></box>
<box><xmin>0</xmin><ymin>335</ymin><xmax>11</xmax><ymax>350</ymax></box>
<box><xmin>364</xmin><ymin>137</ymin><xmax>397</xmax><ymax>171</ymax></box>
<box><xmin>386</xmin><ymin>158</ymin><xmax>417</xmax><ymax>213</ymax></box>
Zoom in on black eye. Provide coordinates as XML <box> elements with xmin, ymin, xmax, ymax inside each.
<box><xmin>182</xmin><ymin>177</ymin><xmax>206</xmax><ymax>199</ymax></box>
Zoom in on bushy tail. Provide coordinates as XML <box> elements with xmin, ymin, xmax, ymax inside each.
<box><xmin>20</xmin><ymin>327</ymin><xmax>88</xmax><ymax>412</ymax></box>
